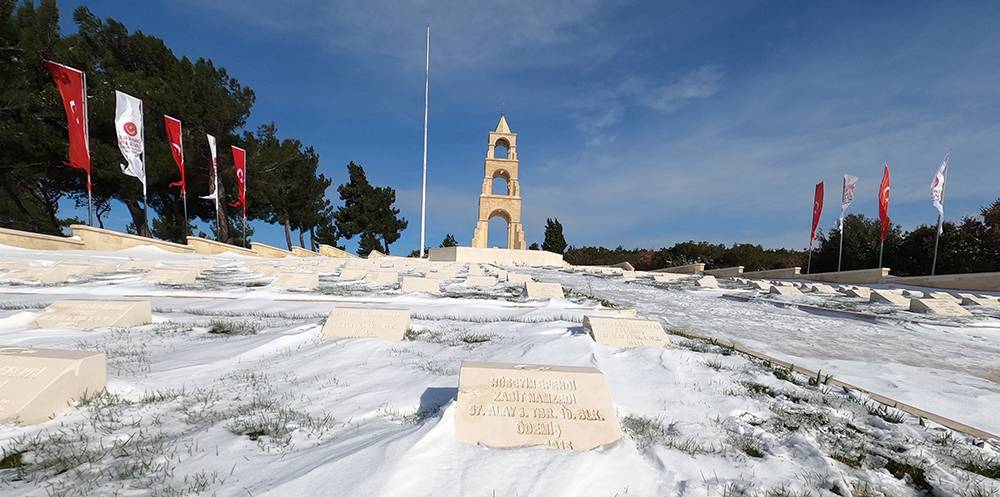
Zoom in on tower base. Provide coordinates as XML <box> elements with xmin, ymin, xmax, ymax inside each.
<box><xmin>428</xmin><ymin>246</ymin><xmax>565</xmax><ymax>267</ymax></box>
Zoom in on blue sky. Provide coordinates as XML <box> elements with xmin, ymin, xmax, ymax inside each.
<box><xmin>57</xmin><ymin>1</ymin><xmax>1000</xmax><ymax>253</ymax></box>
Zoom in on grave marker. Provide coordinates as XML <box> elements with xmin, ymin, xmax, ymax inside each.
<box><xmin>694</xmin><ymin>276</ymin><xmax>718</xmax><ymax>288</ymax></box>
<box><xmin>524</xmin><ymin>281</ymin><xmax>564</xmax><ymax>300</ymax></box>
<box><xmin>806</xmin><ymin>284</ymin><xmax>836</xmax><ymax>294</ymax></box>
<box><xmin>909</xmin><ymin>298</ymin><xmax>973</xmax><ymax>317</ymax></box>
<box><xmin>583</xmin><ymin>315</ymin><xmax>668</xmax><ymax>348</ymax></box>
<box><xmin>339</xmin><ymin>268</ymin><xmax>368</xmax><ymax>280</ymax></box>
<box><xmin>272</xmin><ymin>272</ymin><xmax>319</xmax><ymax>290</ymax></box>
<box><xmin>506</xmin><ymin>273</ymin><xmax>533</xmax><ymax>284</ymax></box>
<box><xmin>465</xmin><ymin>276</ymin><xmax>498</xmax><ymax>287</ymax></box>
<box><xmin>321</xmin><ymin>308</ymin><xmax>410</xmax><ymax>341</ymax></box>
<box><xmin>0</xmin><ymin>346</ymin><xmax>106</xmax><ymax>424</ymax></box>
<box><xmin>364</xmin><ymin>271</ymin><xmax>399</xmax><ymax>285</ymax></box>
<box><xmin>961</xmin><ymin>296</ymin><xmax>1000</xmax><ymax>307</ymax></box>
<box><xmin>401</xmin><ymin>276</ymin><xmax>442</xmax><ymax>294</ymax></box>
<box><xmin>455</xmin><ymin>361</ymin><xmax>622</xmax><ymax>451</ymax></box>
<box><xmin>143</xmin><ymin>268</ymin><xmax>199</xmax><ymax>285</ymax></box>
<box><xmin>34</xmin><ymin>300</ymin><xmax>152</xmax><ymax>330</ymax></box>
<box><xmin>870</xmin><ymin>289</ymin><xmax>909</xmax><ymax>306</ymax></box>
<box><xmin>652</xmin><ymin>273</ymin><xmax>685</xmax><ymax>283</ymax></box>
<box><xmin>769</xmin><ymin>285</ymin><xmax>801</xmax><ymax>296</ymax></box>
<box><xmin>845</xmin><ymin>288</ymin><xmax>872</xmax><ymax>299</ymax></box>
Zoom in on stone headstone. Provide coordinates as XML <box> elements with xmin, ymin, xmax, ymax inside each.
<box><xmin>806</xmin><ymin>283</ymin><xmax>836</xmax><ymax>294</ymax></box>
<box><xmin>928</xmin><ymin>291</ymin><xmax>961</xmax><ymax>301</ymax></box>
<box><xmin>321</xmin><ymin>307</ymin><xmax>410</xmax><ymax>341</ymax></box>
<box><xmin>961</xmin><ymin>296</ymin><xmax>1000</xmax><ymax>307</ymax></box>
<box><xmin>769</xmin><ymin>285</ymin><xmax>801</xmax><ymax>296</ymax></box>
<box><xmin>506</xmin><ymin>273</ymin><xmax>533</xmax><ymax>284</ymax></box>
<box><xmin>869</xmin><ymin>289</ymin><xmax>909</xmax><ymax>306</ymax></box>
<box><xmin>0</xmin><ymin>346</ymin><xmax>106</xmax><ymax>424</ymax></box>
<box><xmin>400</xmin><ymin>276</ymin><xmax>442</xmax><ymax>294</ymax></box>
<box><xmin>902</xmin><ymin>290</ymin><xmax>929</xmax><ymax>298</ymax></box>
<box><xmin>583</xmin><ymin>315</ymin><xmax>668</xmax><ymax>348</ymax></box>
<box><xmin>455</xmin><ymin>361</ymin><xmax>622</xmax><ymax>451</ymax></box>
<box><xmin>749</xmin><ymin>280</ymin><xmax>771</xmax><ymax>290</ymax></box>
<box><xmin>909</xmin><ymin>298</ymin><xmax>973</xmax><ymax>317</ymax></box>
<box><xmin>56</xmin><ymin>262</ymin><xmax>118</xmax><ymax>275</ymax></box>
<box><xmin>272</xmin><ymin>272</ymin><xmax>319</xmax><ymax>290</ymax></box>
<box><xmin>465</xmin><ymin>276</ymin><xmax>498</xmax><ymax>287</ymax></box>
<box><xmin>118</xmin><ymin>260</ymin><xmax>158</xmax><ymax>271</ymax></box>
<box><xmin>467</xmin><ymin>264</ymin><xmax>486</xmax><ymax>276</ymax></box>
<box><xmin>143</xmin><ymin>268</ymin><xmax>200</xmax><ymax>285</ymax></box>
<box><xmin>339</xmin><ymin>268</ymin><xmax>368</xmax><ymax>280</ymax></box>
<box><xmin>364</xmin><ymin>271</ymin><xmax>399</xmax><ymax>285</ymax></box>
<box><xmin>494</xmin><ymin>269</ymin><xmax>509</xmax><ymax>281</ymax></box>
<box><xmin>652</xmin><ymin>273</ymin><xmax>685</xmax><ymax>283</ymax></box>
<box><xmin>1</xmin><ymin>267</ymin><xmax>76</xmax><ymax>284</ymax></box>
<box><xmin>524</xmin><ymin>281</ymin><xmax>564</xmax><ymax>300</ymax></box>
<box><xmin>845</xmin><ymin>288</ymin><xmax>872</xmax><ymax>299</ymax></box>
<box><xmin>694</xmin><ymin>276</ymin><xmax>718</xmax><ymax>288</ymax></box>
<box><xmin>34</xmin><ymin>300</ymin><xmax>152</xmax><ymax>330</ymax></box>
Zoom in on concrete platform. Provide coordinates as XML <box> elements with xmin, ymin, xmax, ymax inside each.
<box><xmin>428</xmin><ymin>246</ymin><xmax>565</xmax><ymax>267</ymax></box>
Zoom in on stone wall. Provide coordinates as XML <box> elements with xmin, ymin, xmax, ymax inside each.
<box><xmin>703</xmin><ymin>266</ymin><xmax>744</xmax><ymax>277</ymax></box>
<box><xmin>71</xmin><ymin>225</ymin><xmax>194</xmax><ymax>253</ymax></box>
<box><xmin>742</xmin><ymin>266</ymin><xmax>801</xmax><ymax>279</ymax></box>
<box><xmin>291</xmin><ymin>246</ymin><xmax>320</xmax><ymax>257</ymax></box>
<box><xmin>186</xmin><ymin>237</ymin><xmax>258</xmax><ymax>257</ymax></box>
<box><xmin>0</xmin><ymin>227</ymin><xmax>85</xmax><ymax>251</ymax></box>
<box><xmin>651</xmin><ymin>263</ymin><xmax>705</xmax><ymax>274</ymax></box>
<box><xmin>803</xmin><ymin>268</ymin><xmax>890</xmax><ymax>284</ymax></box>
<box><xmin>318</xmin><ymin>244</ymin><xmax>358</xmax><ymax>258</ymax></box>
<box><xmin>250</xmin><ymin>242</ymin><xmax>292</xmax><ymax>258</ymax></box>
<box><xmin>429</xmin><ymin>246</ymin><xmax>565</xmax><ymax>267</ymax></box>
<box><xmin>885</xmin><ymin>272</ymin><xmax>1000</xmax><ymax>292</ymax></box>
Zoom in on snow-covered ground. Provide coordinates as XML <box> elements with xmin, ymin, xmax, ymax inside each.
<box><xmin>0</xmin><ymin>246</ymin><xmax>997</xmax><ymax>497</ymax></box>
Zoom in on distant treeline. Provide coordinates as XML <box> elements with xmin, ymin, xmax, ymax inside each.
<box><xmin>564</xmin><ymin>197</ymin><xmax>1000</xmax><ymax>276</ymax></box>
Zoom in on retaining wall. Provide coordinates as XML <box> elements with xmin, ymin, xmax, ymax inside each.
<box><xmin>186</xmin><ymin>237</ymin><xmax>258</xmax><ymax>257</ymax></box>
<box><xmin>742</xmin><ymin>267</ymin><xmax>801</xmax><ymax>279</ymax></box>
<box><xmin>651</xmin><ymin>263</ymin><xmax>705</xmax><ymax>274</ymax></box>
<box><xmin>0</xmin><ymin>227</ymin><xmax>85</xmax><ymax>251</ymax></box>
<box><xmin>251</xmin><ymin>242</ymin><xmax>293</xmax><ymax>258</ymax></box>
<box><xmin>71</xmin><ymin>225</ymin><xmax>193</xmax><ymax>254</ymax></box>
<box><xmin>885</xmin><ymin>272</ymin><xmax>1000</xmax><ymax>292</ymax></box>
<box><xmin>428</xmin><ymin>246</ymin><xmax>565</xmax><ymax>267</ymax></box>
<box><xmin>803</xmin><ymin>268</ymin><xmax>890</xmax><ymax>284</ymax></box>
<box><xmin>703</xmin><ymin>266</ymin><xmax>744</xmax><ymax>277</ymax></box>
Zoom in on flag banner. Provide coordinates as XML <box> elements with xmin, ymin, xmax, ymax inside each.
<box><xmin>229</xmin><ymin>146</ymin><xmax>247</xmax><ymax>216</ymax></box>
<box><xmin>811</xmin><ymin>181</ymin><xmax>824</xmax><ymax>241</ymax></box>
<box><xmin>164</xmin><ymin>115</ymin><xmax>186</xmax><ymax>194</ymax></box>
<box><xmin>931</xmin><ymin>153</ymin><xmax>949</xmax><ymax>234</ymax></box>
<box><xmin>45</xmin><ymin>61</ymin><xmax>91</xmax><ymax>182</ymax></box>
<box><xmin>839</xmin><ymin>174</ymin><xmax>858</xmax><ymax>229</ymax></box>
<box><xmin>878</xmin><ymin>162</ymin><xmax>891</xmax><ymax>241</ymax></box>
<box><xmin>201</xmin><ymin>134</ymin><xmax>218</xmax><ymax>202</ymax></box>
<box><xmin>114</xmin><ymin>91</ymin><xmax>145</xmax><ymax>190</ymax></box>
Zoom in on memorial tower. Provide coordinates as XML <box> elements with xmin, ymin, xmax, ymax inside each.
<box><xmin>470</xmin><ymin>114</ymin><xmax>526</xmax><ymax>249</ymax></box>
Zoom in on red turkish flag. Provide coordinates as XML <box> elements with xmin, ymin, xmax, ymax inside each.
<box><xmin>44</xmin><ymin>61</ymin><xmax>91</xmax><ymax>189</ymax></box>
<box><xmin>164</xmin><ymin>115</ymin><xmax>186</xmax><ymax>195</ymax></box>
<box><xmin>229</xmin><ymin>146</ymin><xmax>247</xmax><ymax>216</ymax></box>
<box><xmin>878</xmin><ymin>162</ymin><xmax>891</xmax><ymax>241</ymax></box>
<box><xmin>811</xmin><ymin>181</ymin><xmax>824</xmax><ymax>241</ymax></box>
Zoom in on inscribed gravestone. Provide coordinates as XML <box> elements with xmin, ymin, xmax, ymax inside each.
<box><xmin>806</xmin><ymin>284</ymin><xmax>836</xmax><ymax>294</ymax></box>
<box><xmin>466</xmin><ymin>276</ymin><xmax>498</xmax><ymax>287</ymax></box>
<box><xmin>506</xmin><ymin>273</ymin><xmax>533</xmax><ymax>284</ymax></box>
<box><xmin>143</xmin><ymin>268</ymin><xmax>199</xmax><ymax>285</ymax></box>
<box><xmin>652</xmin><ymin>273</ymin><xmax>685</xmax><ymax>283</ymax></box>
<box><xmin>365</xmin><ymin>271</ymin><xmax>399</xmax><ymax>285</ymax></box>
<box><xmin>34</xmin><ymin>300</ymin><xmax>152</xmax><ymax>330</ymax></box>
<box><xmin>467</xmin><ymin>265</ymin><xmax>486</xmax><ymax>276</ymax></box>
<box><xmin>845</xmin><ymin>288</ymin><xmax>872</xmax><ymax>299</ymax></box>
<box><xmin>909</xmin><ymin>298</ymin><xmax>973</xmax><ymax>317</ymax></box>
<box><xmin>1</xmin><ymin>267</ymin><xmax>76</xmax><ymax>284</ymax></box>
<box><xmin>339</xmin><ymin>268</ymin><xmax>368</xmax><ymax>280</ymax></box>
<box><xmin>272</xmin><ymin>273</ymin><xmax>319</xmax><ymax>290</ymax></box>
<box><xmin>869</xmin><ymin>289</ymin><xmax>909</xmax><ymax>306</ymax></box>
<box><xmin>769</xmin><ymin>285</ymin><xmax>801</xmax><ymax>296</ymax></box>
<box><xmin>524</xmin><ymin>281</ymin><xmax>564</xmax><ymax>300</ymax></box>
<box><xmin>401</xmin><ymin>276</ymin><xmax>442</xmax><ymax>294</ymax></box>
<box><xmin>321</xmin><ymin>307</ymin><xmax>411</xmax><ymax>341</ymax></box>
<box><xmin>583</xmin><ymin>315</ymin><xmax>668</xmax><ymax>348</ymax></box>
<box><xmin>0</xmin><ymin>346</ymin><xmax>106</xmax><ymax>424</ymax></box>
<box><xmin>695</xmin><ymin>276</ymin><xmax>718</xmax><ymax>288</ymax></box>
<box><xmin>961</xmin><ymin>296</ymin><xmax>1000</xmax><ymax>307</ymax></box>
<box><xmin>455</xmin><ymin>361</ymin><xmax>622</xmax><ymax>451</ymax></box>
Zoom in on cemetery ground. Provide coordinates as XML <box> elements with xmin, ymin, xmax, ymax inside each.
<box><xmin>0</xmin><ymin>247</ymin><xmax>998</xmax><ymax>497</ymax></box>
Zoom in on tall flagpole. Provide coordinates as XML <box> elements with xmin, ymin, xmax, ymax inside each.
<box><xmin>878</xmin><ymin>239</ymin><xmax>884</xmax><ymax>268</ymax></box>
<box><xmin>82</xmin><ymin>71</ymin><xmax>94</xmax><ymax>226</ymax></box>
<box><xmin>930</xmin><ymin>165</ymin><xmax>948</xmax><ymax>275</ymax></box>
<box><xmin>419</xmin><ymin>25</ymin><xmax>430</xmax><ymax>258</ymax></box>
<box><xmin>837</xmin><ymin>221</ymin><xmax>844</xmax><ymax>272</ymax></box>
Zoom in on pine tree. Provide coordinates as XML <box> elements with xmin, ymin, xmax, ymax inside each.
<box><xmin>334</xmin><ymin>162</ymin><xmax>408</xmax><ymax>254</ymax></box>
<box><xmin>358</xmin><ymin>232</ymin><xmax>383</xmax><ymax>256</ymax></box>
<box><xmin>542</xmin><ymin>218</ymin><xmax>567</xmax><ymax>253</ymax></box>
<box><xmin>440</xmin><ymin>233</ymin><xmax>458</xmax><ymax>247</ymax></box>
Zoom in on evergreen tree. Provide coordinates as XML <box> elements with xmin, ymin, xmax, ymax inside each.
<box><xmin>358</xmin><ymin>232</ymin><xmax>383</xmax><ymax>256</ymax></box>
<box><xmin>528</xmin><ymin>242</ymin><xmax>540</xmax><ymax>250</ymax></box>
<box><xmin>542</xmin><ymin>218</ymin><xmax>567</xmax><ymax>253</ymax></box>
<box><xmin>333</xmin><ymin>162</ymin><xmax>408</xmax><ymax>254</ymax></box>
<box><xmin>440</xmin><ymin>233</ymin><xmax>458</xmax><ymax>247</ymax></box>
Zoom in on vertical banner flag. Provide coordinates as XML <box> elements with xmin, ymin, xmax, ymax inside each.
<box><xmin>839</xmin><ymin>175</ymin><xmax>858</xmax><ymax>229</ymax></box>
<box><xmin>931</xmin><ymin>153</ymin><xmax>949</xmax><ymax>235</ymax></box>
<box><xmin>229</xmin><ymin>146</ymin><xmax>247</xmax><ymax>215</ymax></box>
<box><xmin>201</xmin><ymin>134</ymin><xmax>219</xmax><ymax>203</ymax></box>
<box><xmin>164</xmin><ymin>116</ymin><xmax>186</xmax><ymax>194</ymax></box>
<box><xmin>878</xmin><ymin>162</ymin><xmax>891</xmax><ymax>241</ymax></box>
<box><xmin>811</xmin><ymin>181</ymin><xmax>824</xmax><ymax>241</ymax></box>
<box><xmin>114</xmin><ymin>91</ymin><xmax>145</xmax><ymax>190</ymax></box>
<box><xmin>44</xmin><ymin>61</ymin><xmax>91</xmax><ymax>185</ymax></box>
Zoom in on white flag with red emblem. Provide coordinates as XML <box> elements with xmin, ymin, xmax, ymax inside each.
<box><xmin>115</xmin><ymin>90</ymin><xmax>145</xmax><ymax>190</ymax></box>
<box><xmin>931</xmin><ymin>153</ymin><xmax>949</xmax><ymax>234</ymax></box>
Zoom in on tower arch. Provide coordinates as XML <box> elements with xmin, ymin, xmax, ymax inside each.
<box><xmin>472</xmin><ymin>114</ymin><xmax>526</xmax><ymax>250</ymax></box>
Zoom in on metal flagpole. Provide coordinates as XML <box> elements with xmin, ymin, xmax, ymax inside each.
<box><xmin>242</xmin><ymin>213</ymin><xmax>247</xmax><ymax>248</ymax></box>
<box><xmin>182</xmin><ymin>191</ymin><xmax>188</xmax><ymax>237</ymax></box>
<box><xmin>82</xmin><ymin>71</ymin><xmax>94</xmax><ymax>226</ymax></box>
<box><xmin>419</xmin><ymin>25</ymin><xmax>430</xmax><ymax>258</ymax></box>
<box><xmin>837</xmin><ymin>220</ymin><xmax>844</xmax><ymax>272</ymax></box>
<box><xmin>806</xmin><ymin>238</ymin><xmax>813</xmax><ymax>274</ymax></box>
<box><xmin>87</xmin><ymin>173</ymin><xmax>93</xmax><ymax>226</ymax></box>
<box><xmin>143</xmin><ymin>184</ymin><xmax>150</xmax><ymax>236</ymax></box>
<box><xmin>878</xmin><ymin>239</ymin><xmax>884</xmax><ymax>268</ymax></box>
<box><xmin>930</xmin><ymin>165</ymin><xmax>948</xmax><ymax>275</ymax></box>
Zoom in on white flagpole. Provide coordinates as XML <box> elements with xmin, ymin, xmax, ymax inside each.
<box><xmin>139</xmin><ymin>98</ymin><xmax>150</xmax><ymax>236</ymax></box>
<box><xmin>419</xmin><ymin>25</ymin><xmax>430</xmax><ymax>258</ymax></box>
<box><xmin>82</xmin><ymin>71</ymin><xmax>93</xmax><ymax>226</ymax></box>
<box><xmin>837</xmin><ymin>219</ymin><xmax>844</xmax><ymax>272</ymax></box>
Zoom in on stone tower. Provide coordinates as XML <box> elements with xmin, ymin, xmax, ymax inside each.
<box><xmin>471</xmin><ymin>115</ymin><xmax>526</xmax><ymax>250</ymax></box>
